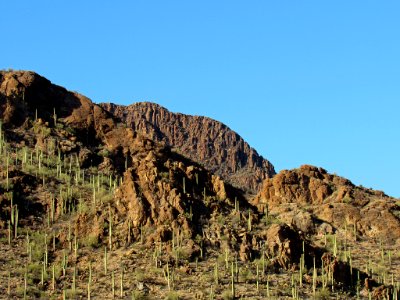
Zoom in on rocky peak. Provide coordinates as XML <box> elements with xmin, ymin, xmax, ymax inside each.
<box><xmin>253</xmin><ymin>165</ymin><xmax>400</xmax><ymax>242</ymax></box>
<box><xmin>100</xmin><ymin>102</ymin><xmax>275</xmax><ymax>195</ymax></box>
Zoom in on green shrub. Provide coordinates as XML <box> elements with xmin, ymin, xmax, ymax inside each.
<box><xmin>315</xmin><ymin>288</ymin><xmax>331</xmax><ymax>300</ymax></box>
<box><xmin>131</xmin><ymin>290</ymin><xmax>148</xmax><ymax>300</ymax></box>
<box><xmin>221</xmin><ymin>290</ymin><xmax>234</xmax><ymax>300</ymax></box>
<box><xmin>98</xmin><ymin>148</ymin><xmax>111</xmax><ymax>158</ymax></box>
<box><xmin>81</xmin><ymin>234</ymin><xmax>100</xmax><ymax>248</ymax></box>
<box><xmin>165</xmin><ymin>291</ymin><xmax>180</xmax><ymax>300</ymax></box>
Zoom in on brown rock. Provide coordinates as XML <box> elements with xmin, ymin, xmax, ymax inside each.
<box><xmin>372</xmin><ymin>285</ymin><xmax>394</xmax><ymax>299</ymax></box>
<box><xmin>262</xmin><ymin>224</ymin><xmax>304</xmax><ymax>269</ymax></box>
<box><xmin>239</xmin><ymin>233</ymin><xmax>252</xmax><ymax>262</ymax></box>
<box><xmin>100</xmin><ymin>102</ymin><xmax>275</xmax><ymax>194</ymax></box>
<box><xmin>211</xmin><ymin>175</ymin><xmax>227</xmax><ymax>201</ymax></box>
<box><xmin>254</xmin><ymin>165</ymin><xmax>400</xmax><ymax>241</ymax></box>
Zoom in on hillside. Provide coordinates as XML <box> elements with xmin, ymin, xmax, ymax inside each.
<box><xmin>253</xmin><ymin>165</ymin><xmax>400</xmax><ymax>242</ymax></box>
<box><xmin>0</xmin><ymin>70</ymin><xmax>399</xmax><ymax>299</ymax></box>
<box><xmin>100</xmin><ymin>102</ymin><xmax>275</xmax><ymax>195</ymax></box>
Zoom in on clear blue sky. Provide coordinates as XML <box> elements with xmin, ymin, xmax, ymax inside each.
<box><xmin>1</xmin><ymin>1</ymin><xmax>399</xmax><ymax>197</ymax></box>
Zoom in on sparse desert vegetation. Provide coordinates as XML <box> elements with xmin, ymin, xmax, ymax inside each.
<box><xmin>0</xmin><ymin>70</ymin><xmax>399</xmax><ymax>299</ymax></box>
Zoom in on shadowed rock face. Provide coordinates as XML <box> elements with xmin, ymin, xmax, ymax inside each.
<box><xmin>100</xmin><ymin>102</ymin><xmax>275</xmax><ymax>195</ymax></box>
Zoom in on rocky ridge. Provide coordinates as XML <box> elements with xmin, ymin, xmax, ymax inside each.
<box><xmin>100</xmin><ymin>102</ymin><xmax>275</xmax><ymax>195</ymax></box>
<box><xmin>253</xmin><ymin>164</ymin><xmax>400</xmax><ymax>242</ymax></box>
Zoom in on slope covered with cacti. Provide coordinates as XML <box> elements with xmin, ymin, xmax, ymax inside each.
<box><xmin>0</xmin><ymin>70</ymin><xmax>399</xmax><ymax>299</ymax></box>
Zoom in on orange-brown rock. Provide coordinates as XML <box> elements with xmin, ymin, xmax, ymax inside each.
<box><xmin>254</xmin><ymin>165</ymin><xmax>400</xmax><ymax>241</ymax></box>
<box><xmin>261</xmin><ymin>223</ymin><xmax>305</xmax><ymax>269</ymax></box>
<box><xmin>100</xmin><ymin>102</ymin><xmax>275</xmax><ymax>195</ymax></box>
<box><xmin>0</xmin><ymin>70</ymin><xmax>118</xmax><ymax>151</ymax></box>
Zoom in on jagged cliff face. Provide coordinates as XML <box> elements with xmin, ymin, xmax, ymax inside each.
<box><xmin>100</xmin><ymin>102</ymin><xmax>275</xmax><ymax>194</ymax></box>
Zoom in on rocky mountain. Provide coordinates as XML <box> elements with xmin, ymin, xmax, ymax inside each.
<box><xmin>100</xmin><ymin>102</ymin><xmax>275</xmax><ymax>195</ymax></box>
<box><xmin>0</xmin><ymin>70</ymin><xmax>398</xmax><ymax>299</ymax></box>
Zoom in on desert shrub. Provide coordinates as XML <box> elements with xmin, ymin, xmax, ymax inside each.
<box><xmin>165</xmin><ymin>291</ymin><xmax>180</xmax><ymax>300</ymax></box>
<box><xmin>240</xmin><ymin>266</ymin><xmax>253</xmax><ymax>283</ymax></box>
<box><xmin>134</xmin><ymin>269</ymin><xmax>146</xmax><ymax>282</ymax></box>
<box><xmin>231</xmin><ymin>214</ymin><xmax>241</xmax><ymax>227</ymax></box>
<box><xmin>81</xmin><ymin>234</ymin><xmax>100</xmax><ymax>248</ymax></box>
<box><xmin>342</xmin><ymin>197</ymin><xmax>352</xmax><ymax>204</ymax></box>
<box><xmin>131</xmin><ymin>290</ymin><xmax>148</xmax><ymax>300</ymax></box>
<box><xmin>315</xmin><ymin>288</ymin><xmax>330</xmax><ymax>300</ymax></box>
<box><xmin>98</xmin><ymin>147</ymin><xmax>111</xmax><ymax>158</ymax></box>
<box><xmin>27</xmin><ymin>262</ymin><xmax>43</xmax><ymax>280</ymax></box>
<box><xmin>33</xmin><ymin>123</ymin><xmax>51</xmax><ymax>137</ymax></box>
<box><xmin>221</xmin><ymin>290</ymin><xmax>234</xmax><ymax>300</ymax></box>
<box><xmin>159</xmin><ymin>171</ymin><xmax>169</xmax><ymax>181</ymax></box>
<box><xmin>261</xmin><ymin>214</ymin><xmax>281</xmax><ymax>226</ymax></box>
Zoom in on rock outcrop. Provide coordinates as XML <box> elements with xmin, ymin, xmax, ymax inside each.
<box><xmin>0</xmin><ymin>70</ymin><xmax>115</xmax><ymax>146</ymax></box>
<box><xmin>253</xmin><ymin>165</ymin><xmax>400</xmax><ymax>242</ymax></box>
<box><xmin>100</xmin><ymin>102</ymin><xmax>275</xmax><ymax>195</ymax></box>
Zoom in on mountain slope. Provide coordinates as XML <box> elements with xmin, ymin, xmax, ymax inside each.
<box><xmin>1</xmin><ymin>70</ymin><xmax>398</xmax><ymax>299</ymax></box>
<box><xmin>100</xmin><ymin>102</ymin><xmax>275</xmax><ymax>195</ymax></box>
